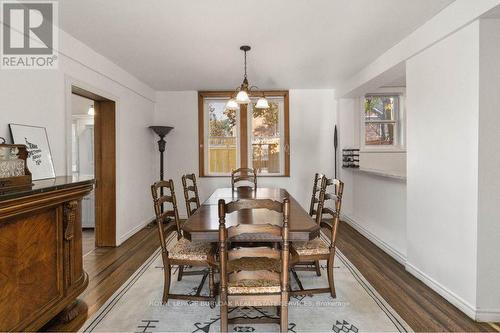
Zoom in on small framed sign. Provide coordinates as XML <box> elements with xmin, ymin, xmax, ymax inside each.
<box><xmin>9</xmin><ymin>124</ymin><xmax>55</xmax><ymax>180</ymax></box>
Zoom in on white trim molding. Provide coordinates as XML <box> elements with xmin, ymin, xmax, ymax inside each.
<box><xmin>405</xmin><ymin>262</ymin><xmax>477</xmax><ymax>320</ymax></box>
<box><xmin>117</xmin><ymin>215</ymin><xmax>155</xmax><ymax>246</ymax></box>
<box><xmin>343</xmin><ymin>214</ymin><xmax>500</xmax><ymax>321</ymax></box>
<box><xmin>475</xmin><ymin>309</ymin><xmax>500</xmax><ymax>323</ymax></box>
<box><xmin>341</xmin><ymin>214</ymin><xmax>407</xmax><ymax>265</ymax></box>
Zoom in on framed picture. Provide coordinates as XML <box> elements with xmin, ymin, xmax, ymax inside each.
<box><xmin>9</xmin><ymin>124</ymin><xmax>56</xmax><ymax>180</ymax></box>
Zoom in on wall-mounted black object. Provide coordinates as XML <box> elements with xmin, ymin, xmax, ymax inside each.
<box><xmin>342</xmin><ymin>149</ymin><xmax>360</xmax><ymax>168</ymax></box>
<box><xmin>334</xmin><ymin>125</ymin><xmax>338</xmax><ymax>179</ymax></box>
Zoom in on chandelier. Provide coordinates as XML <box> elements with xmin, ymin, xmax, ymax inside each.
<box><xmin>225</xmin><ymin>45</ymin><xmax>269</xmax><ymax>111</ymax></box>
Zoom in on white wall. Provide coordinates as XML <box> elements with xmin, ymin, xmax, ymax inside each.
<box><xmin>338</xmin><ymin>15</ymin><xmax>500</xmax><ymax>322</ymax></box>
<box><xmin>338</xmin><ymin>0</ymin><xmax>500</xmax><ymax>97</ymax></box>
<box><xmin>338</xmin><ymin>98</ymin><xmax>407</xmax><ymax>263</ymax></box>
<box><xmin>406</xmin><ymin>21</ymin><xmax>480</xmax><ymax>315</ymax></box>
<box><xmin>476</xmin><ymin>18</ymin><xmax>500</xmax><ymax>320</ymax></box>
<box><xmin>0</xmin><ymin>30</ymin><xmax>157</xmax><ymax>245</ymax></box>
<box><xmin>154</xmin><ymin>89</ymin><xmax>336</xmax><ymax>217</ymax></box>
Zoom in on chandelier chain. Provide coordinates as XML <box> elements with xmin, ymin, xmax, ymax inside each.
<box><xmin>244</xmin><ymin>49</ymin><xmax>247</xmax><ymax>79</ymax></box>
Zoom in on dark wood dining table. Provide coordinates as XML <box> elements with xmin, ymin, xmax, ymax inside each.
<box><xmin>182</xmin><ymin>187</ymin><xmax>320</xmax><ymax>242</ymax></box>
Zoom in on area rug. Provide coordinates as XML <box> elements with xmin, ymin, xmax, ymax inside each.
<box><xmin>81</xmin><ymin>233</ymin><xmax>412</xmax><ymax>333</ymax></box>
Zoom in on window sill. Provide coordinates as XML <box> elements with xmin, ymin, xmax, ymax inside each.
<box><xmin>360</xmin><ymin>148</ymin><xmax>407</xmax><ymax>154</ymax></box>
<box><xmin>345</xmin><ymin>167</ymin><xmax>407</xmax><ymax>182</ymax></box>
<box><xmin>199</xmin><ymin>175</ymin><xmax>290</xmax><ymax>178</ymax></box>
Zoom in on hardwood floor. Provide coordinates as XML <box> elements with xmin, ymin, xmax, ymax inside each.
<box><xmin>82</xmin><ymin>228</ymin><xmax>96</xmax><ymax>256</ymax></box>
<box><xmin>334</xmin><ymin>221</ymin><xmax>497</xmax><ymax>332</ymax></box>
<box><xmin>45</xmin><ymin>221</ymin><xmax>498</xmax><ymax>332</ymax></box>
<box><xmin>43</xmin><ymin>223</ymin><xmax>159</xmax><ymax>332</ymax></box>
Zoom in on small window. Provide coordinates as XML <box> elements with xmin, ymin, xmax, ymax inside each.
<box><xmin>363</xmin><ymin>95</ymin><xmax>404</xmax><ymax>149</ymax></box>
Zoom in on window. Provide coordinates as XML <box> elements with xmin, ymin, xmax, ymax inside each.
<box><xmin>363</xmin><ymin>94</ymin><xmax>404</xmax><ymax>149</ymax></box>
<box><xmin>199</xmin><ymin>91</ymin><xmax>289</xmax><ymax>177</ymax></box>
<box><xmin>204</xmin><ymin>97</ymin><xmax>239</xmax><ymax>175</ymax></box>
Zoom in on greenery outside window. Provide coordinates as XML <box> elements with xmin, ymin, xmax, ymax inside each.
<box><xmin>362</xmin><ymin>94</ymin><xmax>405</xmax><ymax>150</ymax></box>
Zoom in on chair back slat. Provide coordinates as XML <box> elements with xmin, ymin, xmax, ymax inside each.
<box><xmin>152</xmin><ymin>180</ymin><xmax>173</xmax><ymax>190</ymax></box>
<box><xmin>218</xmin><ymin>197</ymin><xmax>290</xmax><ymax>306</ymax></box>
<box><xmin>231</xmin><ymin>167</ymin><xmax>257</xmax><ymax>191</ymax></box>
<box><xmin>227</xmin><ymin>224</ymin><xmax>282</xmax><ymax>239</ymax></box>
<box><xmin>151</xmin><ymin>179</ymin><xmax>182</xmax><ymax>253</ymax></box>
<box><xmin>309</xmin><ymin>173</ymin><xmax>325</xmax><ymax>217</ymax></box>
<box><xmin>225</xmin><ymin>198</ymin><xmax>283</xmax><ymax>214</ymax></box>
<box><xmin>182</xmin><ymin>173</ymin><xmax>201</xmax><ymax>217</ymax></box>
<box><xmin>156</xmin><ymin>195</ymin><xmax>174</xmax><ymax>206</ymax></box>
<box><xmin>321</xmin><ymin>207</ymin><xmax>336</xmax><ymax>218</ymax></box>
<box><xmin>229</xmin><ymin>271</ymin><xmax>281</xmax><ymax>284</ymax></box>
<box><xmin>228</xmin><ymin>247</ymin><xmax>281</xmax><ymax>261</ymax></box>
<box><xmin>316</xmin><ymin>177</ymin><xmax>344</xmax><ymax>248</ymax></box>
<box><xmin>324</xmin><ymin>193</ymin><xmax>340</xmax><ymax>201</ymax></box>
<box><xmin>184</xmin><ymin>173</ymin><xmax>196</xmax><ymax>181</ymax></box>
<box><xmin>158</xmin><ymin>210</ymin><xmax>176</xmax><ymax>220</ymax></box>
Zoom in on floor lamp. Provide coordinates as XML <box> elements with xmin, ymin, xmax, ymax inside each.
<box><xmin>150</xmin><ymin>126</ymin><xmax>174</xmax><ymax>211</ymax></box>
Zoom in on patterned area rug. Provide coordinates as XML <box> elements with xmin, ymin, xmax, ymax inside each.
<box><xmin>81</xmin><ymin>234</ymin><xmax>412</xmax><ymax>332</ymax></box>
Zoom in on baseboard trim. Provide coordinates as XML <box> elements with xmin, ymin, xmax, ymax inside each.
<box><xmin>476</xmin><ymin>309</ymin><xmax>500</xmax><ymax>323</ymax></box>
<box><xmin>117</xmin><ymin>216</ymin><xmax>155</xmax><ymax>246</ymax></box>
<box><xmin>341</xmin><ymin>214</ymin><xmax>407</xmax><ymax>265</ymax></box>
<box><xmin>405</xmin><ymin>262</ymin><xmax>477</xmax><ymax>320</ymax></box>
<box><xmin>341</xmin><ymin>215</ymin><xmax>500</xmax><ymax>323</ymax></box>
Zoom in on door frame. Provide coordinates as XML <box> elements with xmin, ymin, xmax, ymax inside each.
<box><xmin>66</xmin><ymin>78</ymin><xmax>117</xmax><ymax>247</ymax></box>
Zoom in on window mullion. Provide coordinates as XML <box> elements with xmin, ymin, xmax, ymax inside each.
<box><xmin>240</xmin><ymin>103</ymin><xmax>248</xmax><ymax>169</ymax></box>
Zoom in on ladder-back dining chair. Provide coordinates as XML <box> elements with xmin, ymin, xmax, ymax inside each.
<box><xmin>218</xmin><ymin>198</ymin><xmax>290</xmax><ymax>332</ymax></box>
<box><xmin>151</xmin><ymin>179</ymin><xmax>216</xmax><ymax>307</ymax></box>
<box><xmin>304</xmin><ymin>172</ymin><xmax>326</xmax><ymax>275</ymax></box>
<box><xmin>231</xmin><ymin>167</ymin><xmax>257</xmax><ymax>191</ymax></box>
<box><xmin>290</xmin><ymin>177</ymin><xmax>344</xmax><ymax>298</ymax></box>
<box><xmin>182</xmin><ymin>173</ymin><xmax>201</xmax><ymax>217</ymax></box>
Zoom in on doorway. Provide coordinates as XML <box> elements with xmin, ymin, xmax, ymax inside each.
<box><xmin>71</xmin><ymin>85</ymin><xmax>117</xmax><ymax>248</ymax></box>
<box><xmin>71</xmin><ymin>94</ymin><xmax>96</xmax><ymax>254</ymax></box>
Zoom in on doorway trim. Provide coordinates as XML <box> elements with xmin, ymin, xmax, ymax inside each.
<box><xmin>66</xmin><ymin>77</ymin><xmax>118</xmax><ymax>247</ymax></box>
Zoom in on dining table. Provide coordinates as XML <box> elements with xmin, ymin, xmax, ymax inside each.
<box><xmin>182</xmin><ymin>187</ymin><xmax>320</xmax><ymax>242</ymax></box>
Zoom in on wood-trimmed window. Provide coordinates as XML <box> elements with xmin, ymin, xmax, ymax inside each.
<box><xmin>198</xmin><ymin>91</ymin><xmax>290</xmax><ymax>177</ymax></box>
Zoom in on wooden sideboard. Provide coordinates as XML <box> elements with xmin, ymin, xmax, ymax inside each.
<box><xmin>0</xmin><ymin>176</ymin><xmax>94</xmax><ymax>332</ymax></box>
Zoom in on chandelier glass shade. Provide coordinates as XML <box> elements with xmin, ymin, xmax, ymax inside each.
<box><xmin>236</xmin><ymin>90</ymin><xmax>250</xmax><ymax>104</ymax></box>
<box><xmin>226</xmin><ymin>45</ymin><xmax>269</xmax><ymax>110</ymax></box>
<box><xmin>225</xmin><ymin>98</ymin><xmax>239</xmax><ymax>110</ymax></box>
<box><xmin>255</xmin><ymin>97</ymin><xmax>270</xmax><ymax>109</ymax></box>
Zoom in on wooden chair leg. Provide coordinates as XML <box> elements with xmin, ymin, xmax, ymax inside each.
<box><xmin>327</xmin><ymin>255</ymin><xmax>336</xmax><ymax>298</ymax></box>
<box><xmin>314</xmin><ymin>260</ymin><xmax>321</xmax><ymax>276</ymax></box>
<box><xmin>177</xmin><ymin>265</ymin><xmax>184</xmax><ymax>281</ymax></box>
<box><xmin>162</xmin><ymin>255</ymin><xmax>171</xmax><ymax>304</ymax></box>
<box><xmin>280</xmin><ymin>303</ymin><xmax>288</xmax><ymax>333</ymax></box>
<box><xmin>209</xmin><ymin>267</ymin><xmax>216</xmax><ymax>309</ymax></box>
<box><xmin>220</xmin><ymin>300</ymin><xmax>228</xmax><ymax>332</ymax></box>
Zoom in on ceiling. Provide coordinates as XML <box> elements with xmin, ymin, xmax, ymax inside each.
<box><xmin>482</xmin><ymin>4</ymin><xmax>500</xmax><ymax>18</ymax></box>
<box><xmin>59</xmin><ymin>0</ymin><xmax>453</xmax><ymax>91</ymax></box>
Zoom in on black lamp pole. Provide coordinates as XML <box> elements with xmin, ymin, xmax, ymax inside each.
<box><xmin>334</xmin><ymin>125</ymin><xmax>338</xmax><ymax>179</ymax></box>
<box><xmin>150</xmin><ymin>126</ymin><xmax>174</xmax><ymax>210</ymax></box>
